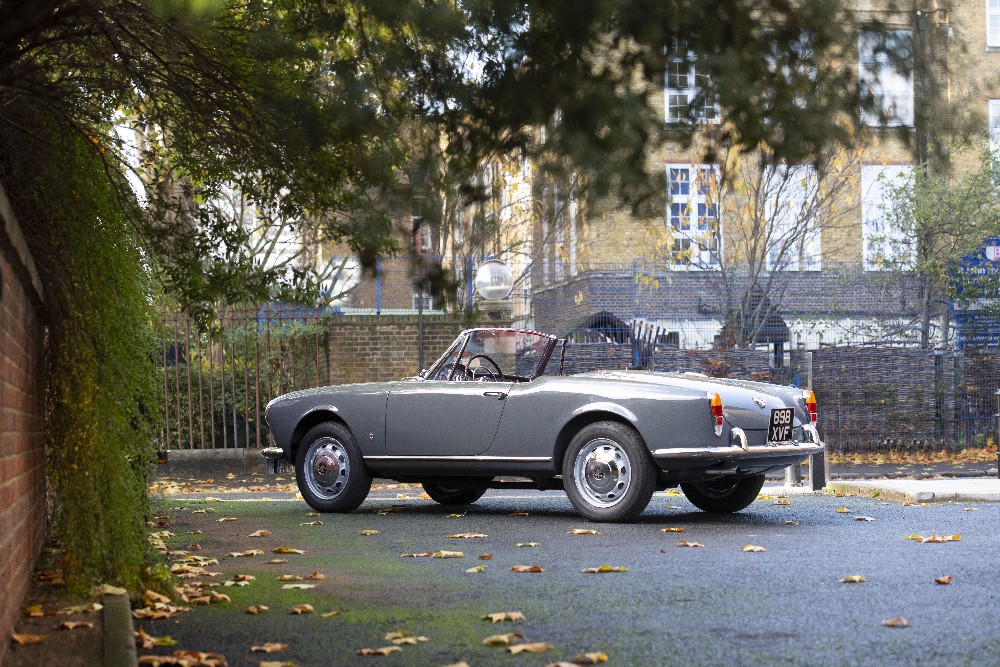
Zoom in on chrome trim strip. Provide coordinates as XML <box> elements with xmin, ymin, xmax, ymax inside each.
<box><xmin>261</xmin><ymin>447</ymin><xmax>284</xmax><ymax>459</ymax></box>
<box><xmin>366</xmin><ymin>455</ymin><xmax>553</xmax><ymax>462</ymax></box>
<box><xmin>652</xmin><ymin>441</ymin><xmax>824</xmax><ymax>460</ymax></box>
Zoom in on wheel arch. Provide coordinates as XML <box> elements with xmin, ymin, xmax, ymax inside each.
<box><xmin>290</xmin><ymin>409</ymin><xmax>350</xmax><ymax>461</ymax></box>
<box><xmin>553</xmin><ymin>409</ymin><xmax>644</xmax><ymax>472</ymax></box>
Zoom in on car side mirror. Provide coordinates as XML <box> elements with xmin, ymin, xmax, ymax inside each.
<box><xmin>418</xmin><ymin>369</ymin><xmax>427</xmax><ymax>379</ymax></box>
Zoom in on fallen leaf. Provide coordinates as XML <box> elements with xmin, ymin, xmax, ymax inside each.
<box><xmin>784</xmin><ymin>521</ymin><xmax>800</xmax><ymax>526</ymax></box>
<box><xmin>660</xmin><ymin>527</ymin><xmax>685</xmax><ymax>533</ymax></box>
<box><xmin>258</xmin><ymin>662</ymin><xmax>296</xmax><ymax>667</ymax></box>
<box><xmin>248</xmin><ymin>530</ymin><xmax>270</xmax><ymax>537</ymax></box>
<box><xmin>568</xmin><ymin>529</ymin><xmax>600</xmax><ymax>535</ymax></box>
<box><xmin>466</xmin><ymin>565</ymin><xmax>486</xmax><ymax>573</ymax></box>
<box><xmin>251</xmin><ymin>643</ymin><xmax>288</xmax><ymax>653</ymax></box>
<box><xmin>741</xmin><ymin>545</ymin><xmax>767</xmax><ymax>553</ymax></box>
<box><xmin>306</xmin><ymin>571</ymin><xmax>326</xmax><ymax>580</ymax></box>
<box><xmin>218</xmin><ymin>517</ymin><xmax>238</xmax><ymax>522</ymax></box>
<box><xmin>300</xmin><ymin>520</ymin><xmax>323</xmax><ymax>526</ymax></box>
<box><xmin>360</xmin><ymin>530</ymin><xmax>379</xmax><ymax>536</ymax></box>
<box><xmin>478</xmin><ymin>554</ymin><xmax>492</xmax><ymax>560</ymax></box>
<box><xmin>273</xmin><ymin>547</ymin><xmax>306</xmax><ymax>554</ymax></box>
<box><xmin>321</xmin><ymin>611</ymin><xmax>341</xmax><ymax>618</ymax></box>
<box><xmin>935</xmin><ymin>575</ymin><xmax>953</xmax><ymax>585</ymax></box>
<box><xmin>508</xmin><ymin>641</ymin><xmax>554</xmax><ymax>654</ymax></box>
<box><xmin>963</xmin><ymin>507</ymin><xmax>977</xmax><ymax>512</ymax></box>
<box><xmin>483</xmin><ymin>612</ymin><xmax>526</xmax><ymax>623</ymax></box>
<box><xmin>581</xmin><ymin>565</ymin><xmax>627</xmax><ymax>573</ymax></box>
<box><xmin>442</xmin><ymin>663</ymin><xmax>471</xmax><ymax>667</ymax></box>
<box><xmin>136</xmin><ymin>627</ymin><xmax>177</xmax><ymax>649</ymax></box>
<box><xmin>432</xmin><ymin>550</ymin><xmax>464</xmax><ymax>558</ymax></box>
<box><xmin>665</xmin><ymin>489</ymin><xmax>682</xmax><ymax>495</ymax></box>
<box><xmin>855</xmin><ymin>516</ymin><xmax>877</xmax><ymax>522</ymax></box>
<box><xmin>11</xmin><ymin>633</ymin><xmax>45</xmax><ymax>645</ymax></box>
<box><xmin>277</xmin><ymin>574</ymin><xmax>303</xmax><ymax>581</ymax></box>
<box><xmin>287</xmin><ymin>604</ymin><xmax>314</xmax><ymax>614</ymax></box>
<box><xmin>233</xmin><ymin>574</ymin><xmax>255</xmax><ymax>582</ymax></box>
<box><xmin>835</xmin><ymin>507</ymin><xmax>850</xmax><ymax>513</ymax></box>
<box><xmin>59</xmin><ymin>621</ymin><xmax>94</xmax><ymax>631</ymax></box>
<box><xmin>447</xmin><ymin>513</ymin><xmax>466</xmax><ymax>518</ymax></box>
<box><xmin>246</xmin><ymin>605</ymin><xmax>270</xmax><ymax>615</ymax></box>
<box><xmin>357</xmin><ymin>646</ymin><xmax>401</xmax><ymax>656</ymax></box>
<box><xmin>573</xmin><ymin>652</ymin><xmax>609</xmax><ymax>665</ymax></box>
<box><xmin>401</xmin><ymin>552</ymin><xmax>433</xmax><ymax>558</ymax></box>
<box><xmin>24</xmin><ymin>604</ymin><xmax>45</xmax><ymax>617</ymax></box>
<box><xmin>510</xmin><ymin>512</ymin><xmax>529</xmax><ymax>516</ymax></box>
<box><xmin>448</xmin><ymin>533</ymin><xmax>488</xmax><ymax>539</ymax></box>
<box><xmin>483</xmin><ymin>632</ymin><xmax>524</xmax><ymax>647</ymax></box>
<box><xmin>773</xmin><ymin>499</ymin><xmax>792</xmax><ymax>506</ymax></box>
<box><xmin>882</xmin><ymin>616</ymin><xmax>910</xmax><ymax>628</ymax></box>
<box><xmin>839</xmin><ymin>575</ymin><xmax>866</xmax><ymax>584</ymax></box>
<box><xmin>677</xmin><ymin>540</ymin><xmax>704</xmax><ymax>548</ymax></box>
<box><xmin>511</xmin><ymin>565</ymin><xmax>544</xmax><ymax>573</ymax></box>
<box><xmin>227</xmin><ymin>550</ymin><xmax>264</xmax><ymax>558</ymax></box>
<box><xmin>515</xmin><ymin>542</ymin><xmax>540</xmax><ymax>547</ymax></box>
<box><xmin>282</xmin><ymin>584</ymin><xmax>316</xmax><ymax>590</ymax></box>
<box><xmin>266</xmin><ymin>559</ymin><xmax>288</xmax><ymax>565</ymax></box>
<box><xmin>385</xmin><ymin>630</ymin><xmax>428</xmax><ymax>644</ymax></box>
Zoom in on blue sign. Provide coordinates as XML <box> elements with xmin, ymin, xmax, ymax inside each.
<box><xmin>952</xmin><ymin>237</ymin><xmax>1000</xmax><ymax>348</ymax></box>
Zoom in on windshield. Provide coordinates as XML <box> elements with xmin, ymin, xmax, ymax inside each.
<box><xmin>425</xmin><ymin>329</ymin><xmax>556</xmax><ymax>381</ymax></box>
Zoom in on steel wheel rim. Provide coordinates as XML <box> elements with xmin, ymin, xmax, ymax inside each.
<box><xmin>573</xmin><ymin>438</ymin><xmax>631</xmax><ymax>508</ymax></box>
<box><xmin>305</xmin><ymin>437</ymin><xmax>350</xmax><ymax>501</ymax></box>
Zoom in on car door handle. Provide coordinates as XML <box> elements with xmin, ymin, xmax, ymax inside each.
<box><xmin>483</xmin><ymin>391</ymin><xmax>507</xmax><ymax>399</ymax></box>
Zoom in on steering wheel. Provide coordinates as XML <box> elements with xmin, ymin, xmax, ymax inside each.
<box><xmin>465</xmin><ymin>354</ymin><xmax>502</xmax><ymax>381</ymax></box>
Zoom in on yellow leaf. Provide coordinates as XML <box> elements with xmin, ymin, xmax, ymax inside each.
<box><xmin>432</xmin><ymin>550</ymin><xmax>464</xmax><ymax>558</ymax></box>
<box><xmin>442</xmin><ymin>663</ymin><xmax>471</xmax><ymax>667</ymax></box>
<box><xmin>835</xmin><ymin>507</ymin><xmax>850</xmax><ymax>513</ymax></box>
<box><xmin>568</xmin><ymin>529</ymin><xmax>600</xmax><ymax>535</ymax></box>
<box><xmin>447</xmin><ymin>513</ymin><xmax>466</xmax><ymax>518</ymax></box>
<box><xmin>360</xmin><ymin>530</ymin><xmax>379</xmax><ymax>536</ymax></box>
<box><xmin>287</xmin><ymin>604</ymin><xmax>315</xmax><ymax>614</ymax></box>
<box><xmin>59</xmin><ymin>621</ymin><xmax>94</xmax><ymax>631</ymax></box>
<box><xmin>574</xmin><ymin>652</ymin><xmax>610</xmax><ymax>664</ymax></box>
<box><xmin>515</xmin><ymin>542</ymin><xmax>540</xmax><ymax>547</ymax></box>
<box><xmin>882</xmin><ymin>616</ymin><xmax>910</xmax><ymax>628</ymax></box>
<box><xmin>321</xmin><ymin>611</ymin><xmax>341</xmax><ymax>617</ymax></box>
<box><xmin>677</xmin><ymin>540</ymin><xmax>704</xmax><ymax>548</ymax></box>
<box><xmin>582</xmin><ymin>565</ymin><xmax>627</xmax><ymax>573</ymax></box>
<box><xmin>507</xmin><ymin>641</ymin><xmax>553</xmax><ymax>654</ymax></box>
<box><xmin>660</xmin><ymin>527</ymin><xmax>685</xmax><ymax>533</ymax></box>
<box><xmin>665</xmin><ymin>489</ymin><xmax>682</xmax><ymax>495</ymax></box>
<box><xmin>483</xmin><ymin>611</ymin><xmax>526</xmax><ymax>623</ymax></box>
<box><xmin>934</xmin><ymin>575</ymin><xmax>953</xmax><ymax>585</ymax></box>
<box><xmin>246</xmin><ymin>605</ymin><xmax>270</xmax><ymax>614</ymax></box>
<box><xmin>306</xmin><ymin>571</ymin><xmax>326</xmax><ymax>580</ymax></box>
<box><xmin>11</xmin><ymin>633</ymin><xmax>45</xmax><ymax>645</ymax></box>
<box><xmin>250</xmin><ymin>642</ymin><xmax>288</xmax><ymax>653</ymax></box>
<box><xmin>401</xmin><ymin>552</ymin><xmax>433</xmax><ymax>558</ymax></box>
<box><xmin>741</xmin><ymin>545</ymin><xmax>766</xmax><ymax>552</ymax></box>
<box><xmin>773</xmin><ymin>500</ymin><xmax>792</xmax><ymax>506</ymax></box>
<box><xmin>277</xmin><ymin>574</ymin><xmax>302</xmax><ymax>581</ymax></box>
<box><xmin>448</xmin><ymin>533</ymin><xmax>488</xmax><ymax>539</ymax></box>
<box><xmin>248</xmin><ymin>530</ymin><xmax>270</xmax><ymax>537</ymax></box>
<box><xmin>218</xmin><ymin>517</ymin><xmax>238</xmax><ymax>522</ymax></box>
<box><xmin>227</xmin><ymin>549</ymin><xmax>264</xmax><ymax>558</ymax></box>
<box><xmin>357</xmin><ymin>646</ymin><xmax>401</xmax><ymax>656</ymax></box>
<box><xmin>466</xmin><ymin>565</ymin><xmax>486</xmax><ymax>573</ymax></box>
<box><xmin>300</xmin><ymin>521</ymin><xmax>323</xmax><ymax>526</ymax></box>
<box><xmin>510</xmin><ymin>565</ymin><xmax>544</xmax><ymax>573</ymax></box>
<box><xmin>24</xmin><ymin>604</ymin><xmax>45</xmax><ymax>617</ymax></box>
<box><xmin>273</xmin><ymin>547</ymin><xmax>305</xmax><ymax>554</ymax></box>
<box><xmin>483</xmin><ymin>632</ymin><xmax>524</xmax><ymax>646</ymax></box>
<box><xmin>839</xmin><ymin>575</ymin><xmax>865</xmax><ymax>584</ymax></box>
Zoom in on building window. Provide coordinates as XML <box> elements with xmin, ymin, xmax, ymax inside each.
<box><xmin>763</xmin><ymin>165</ymin><xmax>822</xmax><ymax>271</ymax></box>
<box><xmin>664</xmin><ymin>42</ymin><xmax>718</xmax><ymax>124</ymax></box>
<box><xmin>989</xmin><ymin>0</ymin><xmax>1000</xmax><ymax>48</ymax></box>
<box><xmin>862</xmin><ymin>164</ymin><xmax>915</xmax><ymax>270</ymax></box>
<box><xmin>990</xmin><ymin>100</ymin><xmax>1000</xmax><ymax>153</ymax></box>
<box><xmin>858</xmin><ymin>30</ymin><xmax>913</xmax><ymax>127</ymax></box>
<box><xmin>666</xmin><ymin>165</ymin><xmax>721</xmax><ymax>269</ymax></box>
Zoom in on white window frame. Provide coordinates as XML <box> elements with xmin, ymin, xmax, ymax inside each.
<box><xmin>861</xmin><ymin>164</ymin><xmax>915</xmax><ymax>271</ymax></box>
<box><xmin>989</xmin><ymin>0</ymin><xmax>1000</xmax><ymax>48</ymax></box>
<box><xmin>666</xmin><ymin>164</ymin><xmax>721</xmax><ymax>270</ymax></box>
<box><xmin>990</xmin><ymin>99</ymin><xmax>1000</xmax><ymax>153</ymax></box>
<box><xmin>763</xmin><ymin>165</ymin><xmax>822</xmax><ymax>272</ymax></box>
<box><xmin>858</xmin><ymin>30</ymin><xmax>913</xmax><ymax>127</ymax></box>
<box><xmin>664</xmin><ymin>43</ymin><xmax>719</xmax><ymax>124</ymax></box>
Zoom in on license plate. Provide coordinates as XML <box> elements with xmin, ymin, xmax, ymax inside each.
<box><xmin>768</xmin><ymin>408</ymin><xmax>794</xmax><ymax>442</ymax></box>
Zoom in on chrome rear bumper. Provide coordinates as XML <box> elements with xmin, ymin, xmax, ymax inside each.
<box><xmin>261</xmin><ymin>447</ymin><xmax>284</xmax><ymax>459</ymax></box>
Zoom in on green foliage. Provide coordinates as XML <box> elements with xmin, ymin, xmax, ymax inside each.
<box><xmin>0</xmin><ymin>108</ymin><xmax>161</xmax><ymax>592</ymax></box>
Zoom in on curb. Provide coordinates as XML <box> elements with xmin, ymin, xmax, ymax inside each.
<box><xmin>102</xmin><ymin>593</ymin><xmax>137</xmax><ymax>667</ymax></box>
<box><xmin>827</xmin><ymin>480</ymin><xmax>1000</xmax><ymax>504</ymax></box>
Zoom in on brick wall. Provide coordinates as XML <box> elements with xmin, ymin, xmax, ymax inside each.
<box><xmin>325</xmin><ymin>315</ymin><xmax>511</xmax><ymax>384</ymax></box>
<box><xmin>0</xmin><ymin>191</ymin><xmax>45</xmax><ymax>664</ymax></box>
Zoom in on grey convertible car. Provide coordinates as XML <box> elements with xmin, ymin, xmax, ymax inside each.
<box><xmin>263</xmin><ymin>327</ymin><xmax>823</xmax><ymax>522</ymax></box>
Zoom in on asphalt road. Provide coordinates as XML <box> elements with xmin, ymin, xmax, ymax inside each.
<box><xmin>145</xmin><ymin>485</ymin><xmax>1000</xmax><ymax>667</ymax></box>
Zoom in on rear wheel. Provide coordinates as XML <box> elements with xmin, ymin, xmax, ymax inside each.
<box><xmin>562</xmin><ymin>421</ymin><xmax>656</xmax><ymax>522</ymax></box>
<box><xmin>295</xmin><ymin>422</ymin><xmax>372</xmax><ymax>513</ymax></box>
<box><xmin>680</xmin><ymin>474</ymin><xmax>766</xmax><ymax>513</ymax></box>
<box><xmin>421</xmin><ymin>481</ymin><xmax>488</xmax><ymax>505</ymax></box>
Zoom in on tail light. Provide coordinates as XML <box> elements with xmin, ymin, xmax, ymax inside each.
<box><xmin>708</xmin><ymin>392</ymin><xmax>724</xmax><ymax>436</ymax></box>
<box><xmin>803</xmin><ymin>389</ymin><xmax>817</xmax><ymax>423</ymax></box>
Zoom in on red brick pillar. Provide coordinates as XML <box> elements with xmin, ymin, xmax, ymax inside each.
<box><xmin>0</xmin><ymin>185</ymin><xmax>46</xmax><ymax>664</ymax></box>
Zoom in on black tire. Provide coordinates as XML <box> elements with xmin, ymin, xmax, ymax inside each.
<box><xmin>421</xmin><ymin>481</ymin><xmax>488</xmax><ymax>505</ymax></box>
<box><xmin>295</xmin><ymin>422</ymin><xmax>372</xmax><ymax>513</ymax></box>
<box><xmin>562</xmin><ymin>421</ymin><xmax>657</xmax><ymax>522</ymax></box>
<box><xmin>680</xmin><ymin>474</ymin><xmax>766</xmax><ymax>513</ymax></box>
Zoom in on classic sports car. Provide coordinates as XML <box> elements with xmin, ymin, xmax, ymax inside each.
<box><xmin>263</xmin><ymin>327</ymin><xmax>824</xmax><ymax>522</ymax></box>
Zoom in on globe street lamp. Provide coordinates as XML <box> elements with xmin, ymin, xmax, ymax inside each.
<box><xmin>474</xmin><ymin>259</ymin><xmax>514</xmax><ymax>301</ymax></box>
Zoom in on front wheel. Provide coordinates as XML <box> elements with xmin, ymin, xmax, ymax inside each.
<box><xmin>680</xmin><ymin>474</ymin><xmax>765</xmax><ymax>513</ymax></box>
<box><xmin>421</xmin><ymin>481</ymin><xmax>488</xmax><ymax>505</ymax></box>
<box><xmin>295</xmin><ymin>422</ymin><xmax>372</xmax><ymax>513</ymax></box>
<box><xmin>562</xmin><ymin>421</ymin><xmax>656</xmax><ymax>522</ymax></box>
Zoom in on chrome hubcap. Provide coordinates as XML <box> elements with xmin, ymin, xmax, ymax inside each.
<box><xmin>306</xmin><ymin>438</ymin><xmax>349</xmax><ymax>500</ymax></box>
<box><xmin>574</xmin><ymin>438</ymin><xmax>631</xmax><ymax>507</ymax></box>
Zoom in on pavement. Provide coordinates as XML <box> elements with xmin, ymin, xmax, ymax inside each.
<box><xmin>79</xmin><ymin>450</ymin><xmax>1000</xmax><ymax>665</ymax></box>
